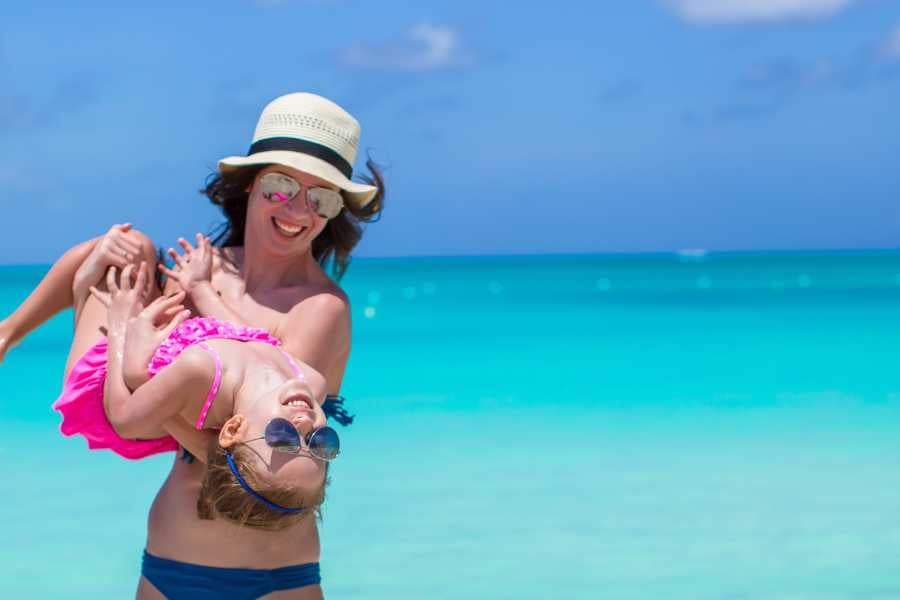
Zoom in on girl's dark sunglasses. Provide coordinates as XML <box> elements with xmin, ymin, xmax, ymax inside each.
<box><xmin>244</xmin><ymin>417</ymin><xmax>341</xmax><ymax>461</ymax></box>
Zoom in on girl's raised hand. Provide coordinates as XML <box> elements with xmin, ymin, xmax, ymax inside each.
<box><xmin>159</xmin><ymin>234</ymin><xmax>214</xmax><ymax>294</ymax></box>
<box><xmin>120</xmin><ymin>291</ymin><xmax>192</xmax><ymax>390</ymax></box>
<box><xmin>90</xmin><ymin>262</ymin><xmax>150</xmax><ymax>337</ymax></box>
<box><xmin>134</xmin><ymin>291</ymin><xmax>192</xmax><ymax>343</ymax></box>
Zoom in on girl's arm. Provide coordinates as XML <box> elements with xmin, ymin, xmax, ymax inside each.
<box><xmin>106</xmin><ymin>341</ymin><xmax>215</xmax><ymax>439</ymax></box>
<box><xmin>94</xmin><ymin>264</ymin><xmax>212</xmax><ymax>439</ymax></box>
<box><xmin>160</xmin><ymin>234</ymin><xmax>249</xmax><ymax>326</ymax></box>
<box><xmin>163</xmin><ymin>416</ymin><xmax>216</xmax><ymax>464</ymax></box>
<box><xmin>1</xmin><ymin>224</ymin><xmax>142</xmax><ymax>364</ymax></box>
<box><xmin>120</xmin><ymin>291</ymin><xmax>191</xmax><ymax>389</ymax></box>
<box><xmin>165</xmin><ymin>277</ymin><xmax>247</xmax><ymax>326</ymax></box>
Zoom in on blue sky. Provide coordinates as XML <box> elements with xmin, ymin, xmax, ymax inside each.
<box><xmin>1</xmin><ymin>0</ymin><xmax>899</xmax><ymax>263</ymax></box>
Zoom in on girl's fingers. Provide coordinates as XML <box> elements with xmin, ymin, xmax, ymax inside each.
<box><xmin>162</xmin><ymin>304</ymin><xmax>186</xmax><ymax>318</ymax></box>
<box><xmin>89</xmin><ymin>286</ymin><xmax>111</xmax><ymax>307</ymax></box>
<box><xmin>115</xmin><ymin>223</ymin><xmax>133</xmax><ymax>233</ymax></box>
<box><xmin>178</xmin><ymin>238</ymin><xmax>195</xmax><ymax>254</ymax></box>
<box><xmin>158</xmin><ymin>264</ymin><xmax>180</xmax><ymax>280</ymax></box>
<box><xmin>156</xmin><ymin>304</ymin><xmax>187</xmax><ymax>325</ymax></box>
<box><xmin>167</xmin><ymin>248</ymin><xmax>187</xmax><ymax>268</ymax></box>
<box><xmin>106</xmin><ymin>267</ymin><xmax>119</xmax><ymax>293</ymax></box>
<box><xmin>160</xmin><ymin>310</ymin><xmax>191</xmax><ymax>337</ymax></box>
<box><xmin>134</xmin><ymin>262</ymin><xmax>148</xmax><ymax>295</ymax></box>
<box><xmin>143</xmin><ymin>290</ymin><xmax>186</xmax><ymax>318</ymax></box>
<box><xmin>120</xmin><ymin>264</ymin><xmax>135</xmax><ymax>291</ymax></box>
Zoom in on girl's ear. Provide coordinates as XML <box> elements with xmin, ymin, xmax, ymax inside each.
<box><xmin>218</xmin><ymin>414</ymin><xmax>249</xmax><ymax>449</ymax></box>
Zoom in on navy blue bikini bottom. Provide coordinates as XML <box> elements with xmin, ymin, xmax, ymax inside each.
<box><xmin>141</xmin><ymin>550</ymin><xmax>320</xmax><ymax>599</ymax></box>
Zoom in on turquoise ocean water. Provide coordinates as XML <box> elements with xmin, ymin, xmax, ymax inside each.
<box><xmin>2</xmin><ymin>252</ymin><xmax>900</xmax><ymax>599</ymax></box>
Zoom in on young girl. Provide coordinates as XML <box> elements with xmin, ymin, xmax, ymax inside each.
<box><xmin>58</xmin><ymin>261</ymin><xmax>340</xmax><ymax>529</ymax></box>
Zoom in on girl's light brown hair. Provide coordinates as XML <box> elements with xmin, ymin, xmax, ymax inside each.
<box><xmin>197</xmin><ymin>443</ymin><xmax>327</xmax><ymax>531</ymax></box>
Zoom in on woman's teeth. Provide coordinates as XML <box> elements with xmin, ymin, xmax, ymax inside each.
<box><xmin>272</xmin><ymin>217</ymin><xmax>304</xmax><ymax>237</ymax></box>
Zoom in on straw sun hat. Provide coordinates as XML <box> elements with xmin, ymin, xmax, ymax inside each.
<box><xmin>218</xmin><ymin>92</ymin><xmax>378</xmax><ymax>209</ymax></box>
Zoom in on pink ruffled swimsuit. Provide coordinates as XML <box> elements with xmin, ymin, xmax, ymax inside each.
<box><xmin>52</xmin><ymin>316</ymin><xmax>304</xmax><ymax>460</ymax></box>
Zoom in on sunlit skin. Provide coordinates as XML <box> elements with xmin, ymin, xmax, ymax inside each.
<box><xmin>139</xmin><ymin>165</ymin><xmax>350</xmax><ymax>599</ymax></box>
<box><xmin>97</xmin><ymin>261</ymin><xmax>329</xmax><ymax>498</ymax></box>
<box><xmin>245</xmin><ymin>165</ymin><xmax>339</xmax><ymax>263</ymax></box>
<box><xmin>0</xmin><ymin>160</ymin><xmax>352</xmax><ymax>600</ymax></box>
<box><xmin>217</xmin><ymin>365</ymin><xmax>329</xmax><ymax>497</ymax></box>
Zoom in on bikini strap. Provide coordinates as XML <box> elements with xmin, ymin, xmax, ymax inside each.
<box><xmin>279</xmin><ymin>348</ymin><xmax>306</xmax><ymax>381</ymax></box>
<box><xmin>194</xmin><ymin>342</ymin><xmax>223</xmax><ymax>430</ymax></box>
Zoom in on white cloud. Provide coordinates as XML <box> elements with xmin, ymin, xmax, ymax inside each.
<box><xmin>881</xmin><ymin>24</ymin><xmax>900</xmax><ymax>61</ymax></box>
<box><xmin>663</xmin><ymin>0</ymin><xmax>857</xmax><ymax>24</ymax></box>
<box><xmin>338</xmin><ymin>23</ymin><xmax>474</xmax><ymax>71</ymax></box>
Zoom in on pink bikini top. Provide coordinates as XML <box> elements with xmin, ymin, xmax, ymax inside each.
<box><xmin>147</xmin><ymin>316</ymin><xmax>304</xmax><ymax>429</ymax></box>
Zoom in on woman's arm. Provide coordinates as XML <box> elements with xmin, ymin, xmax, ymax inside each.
<box><xmin>278</xmin><ymin>292</ymin><xmax>351</xmax><ymax>394</ymax></box>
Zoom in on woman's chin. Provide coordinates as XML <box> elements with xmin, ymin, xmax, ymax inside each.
<box><xmin>257</xmin><ymin>234</ymin><xmax>311</xmax><ymax>258</ymax></box>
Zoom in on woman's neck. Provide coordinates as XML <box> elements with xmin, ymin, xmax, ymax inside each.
<box><xmin>238</xmin><ymin>240</ymin><xmax>323</xmax><ymax>291</ymax></box>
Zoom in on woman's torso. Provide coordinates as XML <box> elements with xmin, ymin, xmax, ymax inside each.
<box><xmin>146</xmin><ymin>454</ymin><xmax>321</xmax><ymax>568</ymax></box>
<box><xmin>148</xmin><ymin>247</ymin><xmax>346</xmax><ymax>568</ymax></box>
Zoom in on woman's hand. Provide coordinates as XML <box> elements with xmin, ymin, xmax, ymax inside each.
<box><xmin>158</xmin><ymin>234</ymin><xmax>214</xmax><ymax>295</ymax></box>
<box><xmin>73</xmin><ymin>224</ymin><xmax>146</xmax><ymax>302</ymax></box>
<box><xmin>90</xmin><ymin>263</ymin><xmax>150</xmax><ymax>339</ymax></box>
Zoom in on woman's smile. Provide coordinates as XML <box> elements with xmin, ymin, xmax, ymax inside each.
<box><xmin>271</xmin><ymin>216</ymin><xmax>307</xmax><ymax>238</ymax></box>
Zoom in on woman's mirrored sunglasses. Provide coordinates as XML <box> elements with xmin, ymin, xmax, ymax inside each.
<box><xmin>259</xmin><ymin>172</ymin><xmax>345</xmax><ymax>220</ymax></box>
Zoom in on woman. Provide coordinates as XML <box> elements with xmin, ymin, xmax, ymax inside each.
<box><xmin>1</xmin><ymin>92</ymin><xmax>384</xmax><ymax>598</ymax></box>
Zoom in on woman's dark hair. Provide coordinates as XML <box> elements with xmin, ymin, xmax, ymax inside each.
<box><xmin>203</xmin><ymin>157</ymin><xmax>384</xmax><ymax>281</ymax></box>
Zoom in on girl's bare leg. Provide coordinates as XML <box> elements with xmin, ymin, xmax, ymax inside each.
<box><xmin>65</xmin><ymin>263</ymin><xmax>167</xmax><ymax>439</ymax></box>
<box><xmin>0</xmin><ymin>238</ymin><xmax>98</xmax><ymax>364</ymax></box>
<box><xmin>64</xmin><ymin>230</ymin><xmax>161</xmax><ymax>380</ymax></box>
<box><xmin>0</xmin><ymin>224</ymin><xmax>152</xmax><ymax>364</ymax></box>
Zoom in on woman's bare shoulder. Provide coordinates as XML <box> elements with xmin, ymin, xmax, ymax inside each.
<box><xmin>285</xmin><ymin>292</ymin><xmax>350</xmax><ymax>335</ymax></box>
<box><xmin>303</xmin><ymin>283</ymin><xmax>349</xmax><ymax>308</ymax></box>
<box><xmin>276</xmin><ymin>286</ymin><xmax>351</xmax><ymax>367</ymax></box>
<box><xmin>215</xmin><ymin>246</ymin><xmax>243</xmax><ymax>275</ymax></box>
